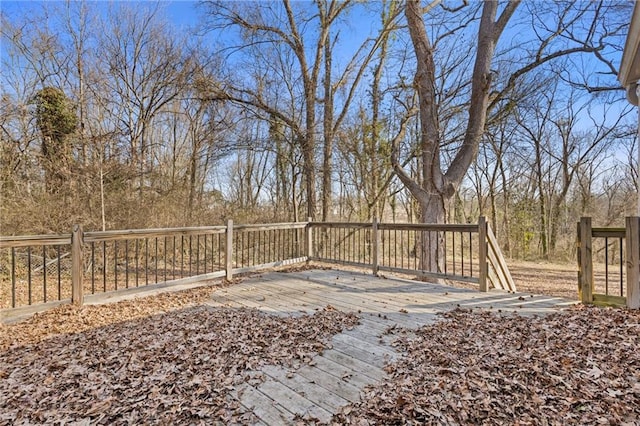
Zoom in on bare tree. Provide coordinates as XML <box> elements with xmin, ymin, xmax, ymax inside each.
<box><xmin>202</xmin><ymin>1</ymin><xmax>349</xmax><ymax>219</ymax></box>
<box><xmin>393</xmin><ymin>0</ymin><xmax>629</xmax><ymax>269</ymax></box>
<box><xmin>99</xmin><ymin>3</ymin><xmax>192</xmax><ymax>195</ymax></box>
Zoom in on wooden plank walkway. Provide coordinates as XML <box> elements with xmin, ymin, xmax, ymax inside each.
<box><xmin>207</xmin><ymin>269</ymin><xmax>576</xmax><ymax>424</ymax></box>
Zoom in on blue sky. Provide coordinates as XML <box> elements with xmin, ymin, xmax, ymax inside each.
<box><xmin>165</xmin><ymin>1</ymin><xmax>201</xmax><ymax>27</ymax></box>
<box><xmin>1</xmin><ymin>1</ymin><xmax>201</xmax><ymax>25</ymax></box>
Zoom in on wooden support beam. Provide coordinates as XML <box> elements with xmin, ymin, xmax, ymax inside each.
<box><xmin>592</xmin><ymin>294</ymin><xmax>627</xmax><ymax>307</ymax></box>
<box><xmin>71</xmin><ymin>224</ymin><xmax>84</xmax><ymax>306</ymax></box>
<box><xmin>306</xmin><ymin>218</ymin><xmax>313</xmax><ymax>262</ymax></box>
<box><xmin>478</xmin><ymin>217</ymin><xmax>488</xmax><ymax>292</ymax></box>
<box><xmin>226</xmin><ymin>219</ymin><xmax>233</xmax><ymax>281</ymax></box>
<box><xmin>372</xmin><ymin>218</ymin><xmax>379</xmax><ymax>276</ymax></box>
<box><xmin>486</xmin><ymin>224</ymin><xmax>516</xmax><ymax>292</ymax></box>
<box><xmin>577</xmin><ymin>217</ymin><xmax>593</xmax><ymax>304</ymax></box>
<box><xmin>626</xmin><ymin>216</ymin><xmax>640</xmax><ymax>309</ymax></box>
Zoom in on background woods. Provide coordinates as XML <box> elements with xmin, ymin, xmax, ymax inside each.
<box><xmin>1</xmin><ymin>0</ymin><xmax>637</xmax><ymax>262</ymax></box>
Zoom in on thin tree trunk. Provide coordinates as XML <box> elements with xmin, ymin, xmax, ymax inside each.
<box><xmin>321</xmin><ymin>30</ymin><xmax>334</xmax><ymax>221</ymax></box>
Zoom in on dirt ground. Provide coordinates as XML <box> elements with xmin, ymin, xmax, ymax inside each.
<box><xmin>502</xmin><ymin>260</ymin><xmax>579</xmax><ymax>299</ymax></box>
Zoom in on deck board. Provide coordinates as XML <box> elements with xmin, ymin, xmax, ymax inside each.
<box><xmin>207</xmin><ymin>269</ymin><xmax>576</xmax><ymax>425</ymax></box>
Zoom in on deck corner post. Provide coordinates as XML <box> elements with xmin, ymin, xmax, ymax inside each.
<box><xmin>626</xmin><ymin>216</ymin><xmax>640</xmax><ymax>309</ymax></box>
<box><xmin>577</xmin><ymin>217</ymin><xmax>593</xmax><ymax>304</ymax></box>
<box><xmin>226</xmin><ymin>219</ymin><xmax>233</xmax><ymax>281</ymax></box>
<box><xmin>372</xmin><ymin>218</ymin><xmax>380</xmax><ymax>276</ymax></box>
<box><xmin>71</xmin><ymin>224</ymin><xmax>84</xmax><ymax>306</ymax></box>
<box><xmin>306</xmin><ymin>217</ymin><xmax>313</xmax><ymax>262</ymax></box>
<box><xmin>478</xmin><ymin>216</ymin><xmax>488</xmax><ymax>292</ymax></box>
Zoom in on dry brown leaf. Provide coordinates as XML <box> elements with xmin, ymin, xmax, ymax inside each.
<box><xmin>332</xmin><ymin>306</ymin><xmax>640</xmax><ymax>425</ymax></box>
<box><xmin>0</xmin><ymin>303</ymin><xmax>358</xmax><ymax>425</ymax></box>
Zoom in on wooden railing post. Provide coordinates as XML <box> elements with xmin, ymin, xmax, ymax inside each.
<box><xmin>478</xmin><ymin>216</ymin><xmax>488</xmax><ymax>292</ymax></box>
<box><xmin>226</xmin><ymin>219</ymin><xmax>233</xmax><ymax>281</ymax></box>
<box><xmin>626</xmin><ymin>216</ymin><xmax>640</xmax><ymax>309</ymax></box>
<box><xmin>372</xmin><ymin>218</ymin><xmax>380</xmax><ymax>276</ymax></box>
<box><xmin>577</xmin><ymin>217</ymin><xmax>593</xmax><ymax>304</ymax></box>
<box><xmin>71</xmin><ymin>224</ymin><xmax>84</xmax><ymax>306</ymax></box>
<box><xmin>306</xmin><ymin>217</ymin><xmax>313</xmax><ymax>262</ymax></box>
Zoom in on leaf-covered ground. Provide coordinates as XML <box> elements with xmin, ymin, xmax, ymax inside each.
<box><xmin>3</xmin><ymin>276</ymin><xmax>639</xmax><ymax>425</ymax></box>
<box><xmin>0</xmin><ymin>282</ymin><xmax>220</xmax><ymax>350</ymax></box>
<box><xmin>0</xmin><ymin>283</ymin><xmax>358</xmax><ymax>425</ymax></box>
<box><xmin>333</xmin><ymin>306</ymin><xmax>640</xmax><ymax>425</ymax></box>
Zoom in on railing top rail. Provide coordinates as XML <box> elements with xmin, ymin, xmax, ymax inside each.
<box><xmin>234</xmin><ymin>222</ymin><xmax>309</xmax><ymax>231</ymax></box>
<box><xmin>378</xmin><ymin>223</ymin><xmax>478</xmax><ymax>232</ymax></box>
<box><xmin>84</xmin><ymin>226</ymin><xmax>227</xmax><ymax>242</ymax></box>
<box><xmin>1</xmin><ymin>221</ymin><xmax>481</xmax><ymax>248</ymax></box>
<box><xmin>0</xmin><ymin>234</ymin><xmax>71</xmax><ymax>249</ymax></box>
<box><xmin>309</xmin><ymin>222</ymin><xmax>372</xmax><ymax>228</ymax></box>
<box><xmin>592</xmin><ymin>228</ymin><xmax>626</xmax><ymax>238</ymax></box>
<box><xmin>310</xmin><ymin>222</ymin><xmax>478</xmax><ymax>232</ymax></box>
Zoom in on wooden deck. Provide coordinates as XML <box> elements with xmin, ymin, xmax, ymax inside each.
<box><xmin>207</xmin><ymin>269</ymin><xmax>576</xmax><ymax>424</ymax></box>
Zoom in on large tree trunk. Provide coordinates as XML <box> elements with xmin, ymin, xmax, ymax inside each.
<box><xmin>418</xmin><ymin>193</ymin><xmax>446</xmax><ymax>274</ymax></box>
<box><xmin>321</xmin><ymin>30</ymin><xmax>334</xmax><ymax>222</ymax></box>
<box><xmin>393</xmin><ymin>0</ymin><xmax>519</xmax><ymax>274</ymax></box>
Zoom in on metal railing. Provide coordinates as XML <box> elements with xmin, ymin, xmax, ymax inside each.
<box><xmin>309</xmin><ymin>218</ymin><xmax>516</xmax><ymax>293</ymax></box>
<box><xmin>83</xmin><ymin>226</ymin><xmax>227</xmax><ymax>295</ymax></box>
<box><xmin>2</xmin><ymin>217</ymin><xmax>518</xmax><ymax>315</ymax></box>
<box><xmin>310</xmin><ymin>222</ymin><xmax>481</xmax><ymax>284</ymax></box>
<box><xmin>0</xmin><ymin>221</ymin><xmax>308</xmax><ymax>312</ymax></box>
<box><xmin>231</xmin><ymin>223</ymin><xmax>307</xmax><ymax>273</ymax></box>
<box><xmin>0</xmin><ymin>234</ymin><xmax>72</xmax><ymax>309</ymax></box>
<box><xmin>377</xmin><ymin>223</ymin><xmax>480</xmax><ymax>283</ymax></box>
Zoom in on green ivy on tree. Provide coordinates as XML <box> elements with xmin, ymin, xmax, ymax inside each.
<box><xmin>33</xmin><ymin>87</ymin><xmax>77</xmax><ymax>192</ymax></box>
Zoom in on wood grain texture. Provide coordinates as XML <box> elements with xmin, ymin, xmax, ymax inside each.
<box><xmin>626</xmin><ymin>217</ymin><xmax>640</xmax><ymax>309</ymax></box>
<box><xmin>207</xmin><ymin>269</ymin><xmax>575</xmax><ymax>424</ymax></box>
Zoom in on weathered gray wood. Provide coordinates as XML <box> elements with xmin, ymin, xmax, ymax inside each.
<box><xmin>316</xmin><ymin>347</ymin><xmax>386</xmax><ymax>382</ymax></box>
<box><xmin>311</xmin><ymin>222</ymin><xmax>477</xmax><ymax>232</ymax></box>
<box><xmin>578</xmin><ymin>217</ymin><xmax>593</xmax><ymax>304</ymax></box>
<box><xmin>332</xmin><ymin>333</ymin><xmax>397</xmax><ymax>360</ymax></box>
<box><xmin>71</xmin><ymin>224</ymin><xmax>84</xmax><ymax>306</ymax></box>
<box><xmin>3</xmin><ymin>264</ymin><xmax>578</xmax><ymax>426</ymax></box>
<box><xmin>234</xmin><ymin>222</ymin><xmax>308</xmax><ymax>232</ymax></box>
<box><xmin>285</xmin><ymin>271</ymin><xmax>475</xmax><ymax>310</ymax></box>
<box><xmin>293</xmin><ymin>360</ymin><xmax>369</xmax><ymax>402</ymax></box>
<box><xmin>226</xmin><ymin>219</ymin><xmax>233</xmax><ymax>281</ymax></box>
<box><xmin>308</xmin><ymin>257</ymin><xmax>374</xmax><ymax>270</ymax></box>
<box><xmin>378</xmin><ymin>223</ymin><xmax>478</xmax><ymax>232</ymax></box>
<box><xmin>306</xmin><ymin>217</ymin><xmax>313</xmax><ymax>260</ymax></box>
<box><xmin>258</xmin><ymin>276</ymin><xmax>428</xmax><ymax>328</ymax></box>
<box><xmin>487</xmin><ymin>247</ymin><xmax>506</xmax><ymax>290</ymax></box>
<box><xmin>260</xmin><ymin>364</ymin><xmax>352</xmax><ymax>410</ymax></box>
<box><xmin>83</xmin><ymin>226</ymin><xmax>225</xmax><ymax>243</ymax></box>
<box><xmin>309</xmin><ymin>222</ymin><xmax>373</xmax><ymax>229</ymax></box>
<box><xmin>257</xmin><ymin>379</ymin><xmax>332</xmax><ymax>423</ymax></box>
<box><xmin>0</xmin><ymin>300</ymin><xmax>70</xmax><ymax>323</ymax></box>
<box><xmin>377</xmin><ymin>265</ymin><xmax>480</xmax><ymax>284</ymax></box>
<box><xmin>487</xmin><ymin>259</ymin><xmax>503</xmax><ymax>291</ymax></box>
<box><xmin>231</xmin><ymin>383</ymin><xmax>294</xmax><ymax>425</ymax></box>
<box><xmin>372</xmin><ymin>218</ymin><xmax>380</xmax><ymax>276</ymax></box>
<box><xmin>232</xmin><ymin>257</ymin><xmax>308</xmax><ymax>275</ymax></box>
<box><xmin>478</xmin><ymin>217</ymin><xmax>488</xmax><ymax>292</ymax></box>
<box><xmin>84</xmin><ymin>272</ymin><xmax>226</xmax><ymax>305</ymax></box>
<box><xmin>4</xmin><ymin>219</ymin><xmax>523</xmax><ymax>318</ymax></box>
<box><xmin>592</xmin><ymin>228</ymin><xmax>626</xmax><ymax>238</ymax></box>
<box><xmin>0</xmin><ymin>234</ymin><xmax>71</xmax><ymax>249</ymax></box>
<box><xmin>592</xmin><ymin>293</ymin><xmax>627</xmax><ymax>307</ymax></box>
<box><xmin>626</xmin><ymin>216</ymin><xmax>640</xmax><ymax>309</ymax></box>
<box><xmin>486</xmin><ymin>224</ymin><xmax>516</xmax><ymax>292</ymax></box>
<box><xmin>203</xmin><ymin>269</ymin><xmax>576</xmax><ymax>424</ymax></box>
<box><xmin>213</xmin><ymin>277</ymin><xmax>422</xmax><ymax>329</ymax></box>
